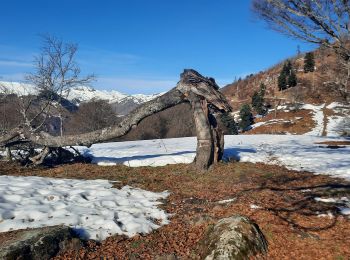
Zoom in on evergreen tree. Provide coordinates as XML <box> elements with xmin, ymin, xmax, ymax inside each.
<box><xmin>278</xmin><ymin>70</ymin><xmax>287</xmax><ymax>91</ymax></box>
<box><xmin>252</xmin><ymin>83</ymin><xmax>267</xmax><ymax>115</ymax></box>
<box><xmin>278</xmin><ymin>60</ymin><xmax>297</xmax><ymax>90</ymax></box>
<box><xmin>220</xmin><ymin>112</ymin><xmax>238</xmax><ymax>135</ymax></box>
<box><xmin>287</xmin><ymin>69</ymin><xmax>297</xmax><ymax>87</ymax></box>
<box><xmin>304</xmin><ymin>52</ymin><xmax>315</xmax><ymax>73</ymax></box>
<box><xmin>239</xmin><ymin>104</ymin><xmax>254</xmax><ymax>131</ymax></box>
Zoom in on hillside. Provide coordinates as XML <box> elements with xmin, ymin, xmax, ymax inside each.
<box><xmin>222</xmin><ymin>47</ymin><xmax>350</xmax><ymax>136</ymax></box>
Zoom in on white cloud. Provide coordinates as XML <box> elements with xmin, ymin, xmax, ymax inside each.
<box><xmin>0</xmin><ymin>60</ymin><xmax>32</xmax><ymax>68</ymax></box>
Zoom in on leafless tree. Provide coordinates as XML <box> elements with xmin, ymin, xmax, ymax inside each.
<box><xmin>25</xmin><ymin>35</ymin><xmax>95</xmax><ymax>136</ymax></box>
<box><xmin>252</xmin><ymin>0</ymin><xmax>350</xmax><ymax>100</ymax></box>
<box><xmin>65</xmin><ymin>99</ymin><xmax>121</xmax><ymax>134</ymax></box>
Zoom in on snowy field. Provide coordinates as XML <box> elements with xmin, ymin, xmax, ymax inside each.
<box><xmin>0</xmin><ymin>176</ymin><xmax>169</xmax><ymax>241</ymax></box>
<box><xmin>78</xmin><ymin>135</ymin><xmax>350</xmax><ymax>180</ymax></box>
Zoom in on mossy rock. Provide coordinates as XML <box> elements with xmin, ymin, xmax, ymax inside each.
<box><xmin>200</xmin><ymin>215</ymin><xmax>268</xmax><ymax>260</ymax></box>
<box><xmin>0</xmin><ymin>225</ymin><xmax>81</xmax><ymax>260</ymax></box>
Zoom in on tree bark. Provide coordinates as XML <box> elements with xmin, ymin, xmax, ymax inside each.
<box><xmin>5</xmin><ymin>147</ymin><xmax>12</xmax><ymax>161</ymax></box>
<box><xmin>191</xmin><ymin>96</ymin><xmax>214</xmax><ymax>171</ymax></box>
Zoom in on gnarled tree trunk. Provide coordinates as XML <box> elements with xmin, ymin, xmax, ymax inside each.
<box><xmin>0</xmin><ymin>69</ymin><xmax>232</xmax><ymax>171</ymax></box>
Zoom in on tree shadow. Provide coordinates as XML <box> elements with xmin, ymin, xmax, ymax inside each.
<box><xmin>223</xmin><ymin>147</ymin><xmax>257</xmax><ymax>161</ymax></box>
<box><xmin>83</xmin><ymin>150</ymin><xmax>195</xmax><ymax>166</ymax></box>
<box><xmin>234</xmin><ymin>172</ymin><xmax>350</xmax><ymax>232</ymax></box>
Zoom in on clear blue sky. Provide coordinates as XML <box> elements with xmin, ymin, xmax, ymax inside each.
<box><xmin>0</xmin><ymin>0</ymin><xmax>314</xmax><ymax>94</ymax></box>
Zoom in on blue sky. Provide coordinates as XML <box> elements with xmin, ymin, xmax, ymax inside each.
<box><xmin>0</xmin><ymin>0</ymin><xmax>315</xmax><ymax>94</ymax></box>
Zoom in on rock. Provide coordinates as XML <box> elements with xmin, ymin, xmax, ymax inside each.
<box><xmin>155</xmin><ymin>253</ymin><xmax>178</xmax><ymax>260</ymax></box>
<box><xmin>0</xmin><ymin>225</ymin><xmax>81</xmax><ymax>260</ymax></box>
<box><xmin>200</xmin><ymin>215</ymin><xmax>268</xmax><ymax>260</ymax></box>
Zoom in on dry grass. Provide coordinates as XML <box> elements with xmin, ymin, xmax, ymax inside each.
<box><xmin>0</xmin><ymin>161</ymin><xmax>349</xmax><ymax>259</ymax></box>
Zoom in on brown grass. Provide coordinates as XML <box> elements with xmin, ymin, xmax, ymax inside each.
<box><xmin>0</xmin><ymin>161</ymin><xmax>349</xmax><ymax>259</ymax></box>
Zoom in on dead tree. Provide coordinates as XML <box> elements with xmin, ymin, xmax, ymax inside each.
<box><xmin>0</xmin><ymin>69</ymin><xmax>231</xmax><ymax>171</ymax></box>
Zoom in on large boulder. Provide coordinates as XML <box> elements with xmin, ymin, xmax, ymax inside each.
<box><xmin>200</xmin><ymin>215</ymin><xmax>268</xmax><ymax>260</ymax></box>
<box><xmin>0</xmin><ymin>225</ymin><xmax>81</xmax><ymax>260</ymax></box>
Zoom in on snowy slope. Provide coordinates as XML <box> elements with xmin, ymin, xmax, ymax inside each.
<box><xmin>77</xmin><ymin>135</ymin><xmax>350</xmax><ymax>180</ymax></box>
<box><xmin>0</xmin><ymin>81</ymin><xmax>162</xmax><ymax>105</ymax></box>
<box><xmin>0</xmin><ymin>176</ymin><xmax>169</xmax><ymax>241</ymax></box>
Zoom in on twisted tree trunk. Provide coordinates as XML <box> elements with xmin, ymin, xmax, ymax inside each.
<box><xmin>0</xmin><ymin>69</ymin><xmax>232</xmax><ymax>171</ymax></box>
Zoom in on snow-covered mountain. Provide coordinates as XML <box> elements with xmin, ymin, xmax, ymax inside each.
<box><xmin>0</xmin><ymin>81</ymin><xmax>163</xmax><ymax>115</ymax></box>
<box><xmin>65</xmin><ymin>85</ymin><xmax>163</xmax><ymax>105</ymax></box>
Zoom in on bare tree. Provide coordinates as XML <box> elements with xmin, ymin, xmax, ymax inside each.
<box><xmin>65</xmin><ymin>99</ymin><xmax>121</xmax><ymax>134</ymax></box>
<box><xmin>252</xmin><ymin>0</ymin><xmax>350</xmax><ymax>100</ymax></box>
<box><xmin>26</xmin><ymin>35</ymin><xmax>95</xmax><ymax>136</ymax></box>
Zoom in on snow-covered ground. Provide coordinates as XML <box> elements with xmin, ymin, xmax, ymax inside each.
<box><xmin>0</xmin><ymin>176</ymin><xmax>169</xmax><ymax>241</ymax></box>
<box><xmin>78</xmin><ymin>135</ymin><xmax>350</xmax><ymax>180</ymax></box>
<box><xmin>302</xmin><ymin>103</ymin><xmax>325</xmax><ymax>136</ymax></box>
<box><xmin>326</xmin><ymin>102</ymin><xmax>350</xmax><ymax>137</ymax></box>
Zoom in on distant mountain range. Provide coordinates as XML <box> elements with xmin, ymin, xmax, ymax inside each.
<box><xmin>0</xmin><ymin>82</ymin><xmax>163</xmax><ymax>115</ymax></box>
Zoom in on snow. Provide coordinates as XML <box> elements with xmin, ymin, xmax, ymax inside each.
<box><xmin>251</xmin><ymin>118</ymin><xmax>295</xmax><ymax>129</ymax></box>
<box><xmin>0</xmin><ymin>81</ymin><xmax>162</xmax><ymax>105</ymax></box>
<box><xmin>0</xmin><ymin>175</ymin><xmax>169</xmax><ymax>241</ymax></box>
<box><xmin>302</xmin><ymin>103</ymin><xmax>325</xmax><ymax>136</ymax></box>
<box><xmin>0</xmin><ymin>81</ymin><xmax>36</xmax><ymax>96</ymax></box>
<box><xmin>78</xmin><ymin>138</ymin><xmax>196</xmax><ymax>167</ymax></box>
<box><xmin>217</xmin><ymin>198</ymin><xmax>236</xmax><ymax>204</ymax></box>
<box><xmin>327</xmin><ymin>116</ymin><xmax>347</xmax><ymax>136</ymax></box>
<box><xmin>326</xmin><ymin>102</ymin><xmax>350</xmax><ymax>137</ymax></box>
<box><xmin>250</xmin><ymin>204</ymin><xmax>262</xmax><ymax>209</ymax></box>
<box><xmin>78</xmin><ymin>135</ymin><xmax>350</xmax><ymax>181</ymax></box>
<box><xmin>314</xmin><ymin>197</ymin><xmax>350</xmax><ymax>216</ymax></box>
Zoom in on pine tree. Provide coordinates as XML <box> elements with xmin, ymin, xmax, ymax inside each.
<box><xmin>220</xmin><ymin>112</ymin><xmax>238</xmax><ymax>135</ymax></box>
<box><xmin>278</xmin><ymin>70</ymin><xmax>287</xmax><ymax>91</ymax></box>
<box><xmin>304</xmin><ymin>52</ymin><xmax>315</xmax><ymax>73</ymax></box>
<box><xmin>239</xmin><ymin>104</ymin><xmax>254</xmax><ymax>131</ymax></box>
<box><xmin>279</xmin><ymin>60</ymin><xmax>297</xmax><ymax>90</ymax></box>
<box><xmin>252</xmin><ymin>83</ymin><xmax>267</xmax><ymax>115</ymax></box>
<box><xmin>287</xmin><ymin>69</ymin><xmax>297</xmax><ymax>87</ymax></box>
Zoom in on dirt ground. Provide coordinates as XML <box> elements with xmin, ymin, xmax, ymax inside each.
<box><xmin>0</xmin><ymin>161</ymin><xmax>350</xmax><ymax>260</ymax></box>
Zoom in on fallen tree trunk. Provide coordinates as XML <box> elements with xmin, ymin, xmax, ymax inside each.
<box><xmin>0</xmin><ymin>69</ymin><xmax>232</xmax><ymax>171</ymax></box>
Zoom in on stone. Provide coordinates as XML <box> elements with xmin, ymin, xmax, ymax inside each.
<box><xmin>0</xmin><ymin>225</ymin><xmax>81</xmax><ymax>260</ymax></box>
<box><xmin>155</xmin><ymin>253</ymin><xmax>178</xmax><ymax>260</ymax></box>
<box><xmin>200</xmin><ymin>215</ymin><xmax>268</xmax><ymax>260</ymax></box>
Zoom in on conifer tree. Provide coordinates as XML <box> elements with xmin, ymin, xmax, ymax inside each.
<box><xmin>220</xmin><ymin>112</ymin><xmax>238</xmax><ymax>135</ymax></box>
<box><xmin>278</xmin><ymin>70</ymin><xmax>287</xmax><ymax>91</ymax></box>
<box><xmin>278</xmin><ymin>60</ymin><xmax>297</xmax><ymax>90</ymax></box>
<box><xmin>304</xmin><ymin>52</ymin><xmax>315</xmax><ymax>73</ymax></box>
<box><xmin>287</xmin><ymin>69</ymin><xmax>297</xmax><ymax>87</ymax></box>
<box><xmin>252</xmin><ymin>83</ymin><xmax>267</xmax><ymax>115</ymax></box>
<box><xmin>239</xmin><ymin>104</ymin><xmax>254</xmax><ymax>131</ymax></box>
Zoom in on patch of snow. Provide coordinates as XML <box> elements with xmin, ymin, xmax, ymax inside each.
<box><xmin>251</xmin><ymin>119</ymin><xmax>292</xmax><ymax>129</ymax></box>
<box><xmin>302</xmin><ymin>104</ymin><xmax>325</xmax><ymax>136</ymax></box>
<box><xmin>314</xmin><ymin>197</ymin><xmax>349</xmax><ymax>203</ymax></box>
<box><xmin>339</xmin><ymin>207</ymin><xmax>350</xmax><ymax>215</ymax></box>
<box><xmin>250</xmin><ymin>204</ymin><xmax>262</xmax><ymax>209</ymax></box>
<box><xmin>217</xmin><ymin>198</ymin><xmax>236</xmax><ymax>204</ymax></box>
<box><xmin>315</xmin><ymin>197</ymin><xmax>338</xmax><ymax>203</ymax></box>
<box><xmin>326</xmin><ymin>102</ymin><xmax>343</xmax><ymax>109</ymax></box>
<box><xmin>78</xmin><ymin>135</ymin><xmax>350</xmax><ymax>181</ymax></box>
<box><xmin>317</xmin><ymin>212</ymin><xmax>334</xmax><ymax>218</ymax></box>
<box><xmin>327</xmin><ymin>116</ymin><xmax>347</xmax><ymax>137</ymax></box>
<box><xmin>326</xmin><ymin>102</ymin><xmax>350</xmax><ymax>137</ymax></box>
<box><xmin>0</xmin><ymin>175</ymin><xmax>169</xmax><ymax>241</ymax></box>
